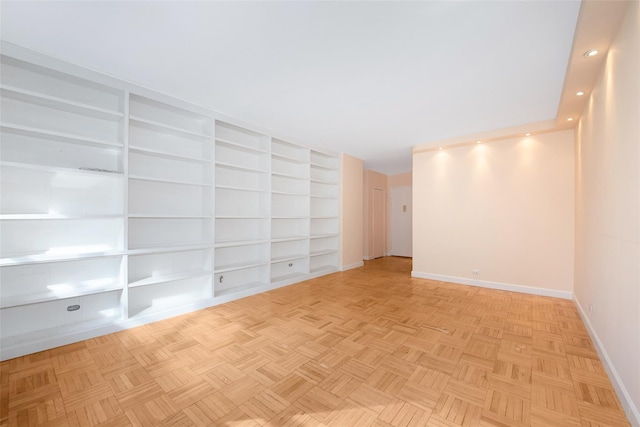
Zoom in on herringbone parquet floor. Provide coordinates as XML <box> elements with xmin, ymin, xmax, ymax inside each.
<box><xmin>0</xmin><ymin>257</ymin><xmax>630</xmax><ymax>426</ymax></box>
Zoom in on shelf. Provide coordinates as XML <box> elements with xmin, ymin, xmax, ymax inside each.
<box><xmin>271</xmin><ymin>236</ymin><xmax>309</xmax><ymax>243</ymax></box>
<box><xmin>128</xmin><ymin>145</ymin><xmax>211</xmax><ymax>164</ymax></box>
<box><xmin>129</xmin><ymin>175</ymin><xmax>211</xmax><ymax>187</ymax></box>
<box><xmin>127</xmin><ymin>243</ymin><xmax>212</xmax><ymax>256</ymax></box>
<box><xmin>214</xmin><ymin>260</ymin><xmax>269</xmax><ymax>274</ymax></box>
<box><xmin>310</xmin><ymin>162</ymin><xmax>338</xmax><ymax>171</ymax></box>
<box><xmin>214</xmin><ymin>282</ymin><xmax>269</xmax><ymax>298</ymax></box>
<box><xmin>310</xmin><ymin>234</ymin><xmax>339</xmax><ymax>240</ymax></box>
<box><xmin>272</xmin><ymin>190</ymin><xmax>308</xmax><ymax>196</ymax></box>
<box><xmin>271</xmin><ymin>152</ymin><xmax>307</xmax><ymax>163</ymax></box>
<box><xmin>0</xmin><ymin>214</ymin><xmax>122</xmax><ymax>220</ymax></box>
<box><xmin>271</xmin><ymin>171</ymin><xmax>309</xmax><ymax>180</ymax></box>
<box><xmin>216</xmin><ymin>138</ymin><xmax>269</xmax><ymax>155</ymax></box>
<box><xmin>128</xmin><ymin>270</ymin><xmax>211</xmax><ymax>289</ymax></box>
<box><xmin>0</xmin><ymin>123</ymin><xmax>123</xmax><ymax>149</ymax></box>
<box><xmin>271</xmin><ymin>216</ymin><xmax>309</xmax><ymax>219</ymax></box>
<box><xmin>128</xmin><ymin>214</ymin><xmax>211</xmax><ymax>219</ymax></box>
<box><xmin>214</xmin><ymin>239</ymin><xmax>269</xmax><ymax>248</ymax></box>
<box><xmin>271</xmin><ymin>254</ymin><xmax>308</xmax><ymax>263</ymax></box>
<box><xmin>130</xmin><ymin>115</ymin><xmax>211</xmax><ymax>140</ymax></box>
<box><xmin>1</xmin><ymin>85</ymin><xmax>124</xmax><ymax>120</ymax></box>
<box><xmin>271</xmin><ymin>272</ymin><xmax>306</xmax><ymax>283</ymax></box>
<box><xmin>215</xmin><ymin>184</ymin><xmax>269</xmax><ymax>193</ymax></box>
<box><xmin>310</xmin><ymin>195</ymin><xmax>337</xmax><ymax>199</ymax></box>
<box><xmin>215</xmin><ymin>215</ymin><xmax>269</xmax><ymax>220</ymax></box>
<box><xmin>310</xmin><ymin>250</ymin><xmax>338</xmax><ymax>257</ymax></box>
<box><xmin>0</xmin><ymin>160</ymin><xmax>122</xmax><ymax>177</ymax></box>
<box><xmin>310</xmin><ymin>265</ymin><xmax>338</xmax><ymax>274</ymax></box>
<box><xmin>310</xmin><ymin>178</ymin><xmax>338</xmax><ymax>185</ymax></box>
<box><xmin>310</xmin><ymin>216</ymin><xmax>339</xmax><ymax>219</ymax></box>
<box><xmin>1</xmin><ymin>283</ymin><xmax>124</xmax><ymax>309</ymax></box>
<box><xmin>0</xmin><ymin>250</ymin><xmax>124</xmax><ymax>267</ymax></box>
<box><xmin>214</xmin><ymin>161</ymin><xmax>268</xmax><ymax>174</ymax></box>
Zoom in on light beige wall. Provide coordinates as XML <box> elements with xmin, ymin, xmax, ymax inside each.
<box><xmin>363</xmin><ymin>169</ymin><xmax>389</xmax><ymax>259</ymax></box>
<box><xmin>388</xmin><ymin>172</ymin><xmax>412</xmax><ymax>187</ymax></box>
<box><xmin>574</xmin><ymin>1</ymin><xmax>639</xmax><ymax>420</ymax></box>
<box><xmin>412</xmin><ymin>130</ymin><xmax>575</xmax><ymax>296</ymax></box>
<box><xmin>340</xmin><ymin>153</ymin><xmax>364</xmax><ymax>270</ymax></box>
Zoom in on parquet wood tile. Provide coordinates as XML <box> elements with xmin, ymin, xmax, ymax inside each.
<box><xmin>0</xmin><ymin>257</ymin><xmax>631</xmax><ymax>426</ymax></box>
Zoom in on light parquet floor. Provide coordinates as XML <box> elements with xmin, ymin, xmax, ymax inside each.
<box><xmin>0</xmin><ymin>257</ymin><xmax>631</xmax><ymax>426</ymax></box>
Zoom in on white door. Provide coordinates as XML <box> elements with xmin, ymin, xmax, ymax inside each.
<box><xmin>390</xmin><ymin>186</ymin><xmax>412</xmax><ymax>257</ymax></box>
<box><xmin>372</xmin><ymin>188</ymin><xmax>385</xmax><ymax>258</ymax></box>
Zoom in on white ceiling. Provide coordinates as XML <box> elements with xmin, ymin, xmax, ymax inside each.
<box><xmin>1</xmin><ymin>1</ymin><xmax>581</xmax><ymax>174</ymax></box>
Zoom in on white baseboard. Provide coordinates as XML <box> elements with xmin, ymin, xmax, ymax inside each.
<box><xmin>363</xmin><ymin>255</ymin><xmax>374</xmax><ymax>261</ymax></box>
<box><xmin>340</xmin><ymin>261</ymin><xmax>364</xmax><ymax>271</ymax></box>
<box><xmin>574</xmin><ymin>297</ymin><xmax>640</xmax><ymax>427</ymax></box>
<box><xmin>410</xmin><ymin>271</ymin><xmax>573</xmax><ymax>300</ymax></box>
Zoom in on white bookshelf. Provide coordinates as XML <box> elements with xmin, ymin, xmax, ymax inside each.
<box><xmin>309</xmin><ymin>150</ymin><xmax>340</xmax><ymax>273</ymax></box>
<box><xmin>127</xmin><ymin>95</ymin><xmax>213</xmax><ymax>317</ymax></box>
<box><xmin>0</xmin><ymin>53</ymin><xmax>126</xmax><ymax>347</ymax></box>
<box><xmin>270</xmin><ymin>139</ymin><xmax>311</xmax><ymax>283</ymax></box>
<box><xmin>0</xmin><ymin>43</ymin><xmax>341</xmax><ymax>361</ymax></box>
<box><xmin>213</xmin><ymin>122</ymin><xmax>271</xmax><ymax>296</ymax></box>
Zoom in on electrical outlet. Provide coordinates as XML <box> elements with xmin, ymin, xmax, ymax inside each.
<box><xmin>288</xmin><ymin>263</ymin><xmax>293</xmax><ymax>267</ymax></box>
<box><xmin>472</xmin><ymin>269</ymin><xmax>479</xmax><ymax>276</ymax></box>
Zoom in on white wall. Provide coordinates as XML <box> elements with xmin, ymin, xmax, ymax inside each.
<box><xmin>412</xmin><ymin>130</ymin><xmax>575</xmax><ymax>297</ymax></box>
<box><xmin>574</xmin><ymin>1</ymin><xmax>640</xmax><ymax>422</ymax></box>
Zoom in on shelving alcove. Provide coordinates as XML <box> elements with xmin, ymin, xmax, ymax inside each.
<box><xmin>0</xmin><ymin>42</ymin><xmax>341</xmax><ymax>360</ymax></box>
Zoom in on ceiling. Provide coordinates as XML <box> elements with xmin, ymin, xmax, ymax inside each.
<box><xmin>0</xmin><ymin>1</ymin><xmax>582</xmax><ymax>174</ymax></box>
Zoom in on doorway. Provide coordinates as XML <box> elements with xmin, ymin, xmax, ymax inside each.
<box><xmin>372</xmin><ymin>188</ymin><xmax>385</xmax><ymax>258</ymax></box>
<box><xmin>390</xmin><ymin>186</ymin><xmax>412</xmax><ymax>257</ymax></box>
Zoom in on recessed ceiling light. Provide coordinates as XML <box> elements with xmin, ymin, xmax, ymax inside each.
<box><xmin>476</xmin><ymin>141</ymin><xmax>482</xmax><ymax>144</ymax></box>
<box><xmin>576</xmin><ymin>91</ymin><xmax>585</xmax><ymax>96</ymax></box>
<box><xmin>567</xmin><ymin>117</ymin><xmax>574</xmax><ymax>121</ymax></box>
<box><xmin>584</xmin><ymin>49</ymin><xmax>599</xmax><ymax>57</ymax></box>
<box><xmin>525</xmin><ymin>133</ymin><xmax>531</xmax><ymax>136</ymax></box>
<box><xmin>438</xmin><ymin>147</ymin><xmax>443</xmax><ymax>150</ymax></box>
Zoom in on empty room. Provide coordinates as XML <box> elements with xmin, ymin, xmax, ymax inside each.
<box><xmin>0</xmin><ymin>1</ymin><xmax>638</xmax><ymax>426</ymax></box>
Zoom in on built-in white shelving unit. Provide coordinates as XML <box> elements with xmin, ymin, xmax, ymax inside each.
<box><xmin>0</xmin><ymin>54</ymin><xmax>126</xmax><ymax>349</ymax></box>
<box><xmin>270</xmin><ymin>139</ymin><xmax>310</xmax><ymax>283</ymax></box>
<box><xmin>127</xmin><ymin>95</ymin><xmax>214</xmax><ymax>317</ymax></box>
<box><xmin>214</xmin><ymin>122</ymin><xmax>271</xmax><ymax>297</ymax></box>
<box><xmin>0</xmin><ymin>43</ymin><xmax>341</xmax><ymax>360</ymax></box>
<box><xmin>309</xmin><ymin>150</ymin><xmax>340</xmax><ymax>273</ymax></box>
